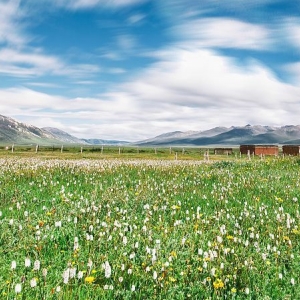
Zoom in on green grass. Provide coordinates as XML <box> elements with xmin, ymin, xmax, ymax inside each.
<box><xmin>0</xmin><ymin>145</ymin><xmax>243</xmax><ymax>161</ymax></box>
<box><xmin>0</xmin><ymin>156</ymin><xmax>300</xmax><ymax>299</ymax></box>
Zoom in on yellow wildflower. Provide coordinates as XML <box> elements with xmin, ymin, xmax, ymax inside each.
<box><xmin>84</xmin><ymin>276</ymin><xmax>95</xmax><ymax>283</ymax></box>
<box><xmin>213</xmin><ymin>279</ymin><xmax>224</xmax><ymax>289</ymax></box>
<box><xmin>170</xmin><ymin>251</ymin><xmax>177</xmax><ymax>258</ymax></box>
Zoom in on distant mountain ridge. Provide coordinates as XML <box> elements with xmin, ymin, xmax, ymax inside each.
<box><xmin>1</xmin><ymin>114</ymin><xmax>300</xmax><ymax>146</ymax></box>
<box><xmin>0</xmin><ymin>115</ymin><xmax>60</xmax><ymax>145</ymax></box>
<box><xmin>0</xmin><ymin>115</ymin><xmax>129</xmax><ymax>145</ymax></box>
<box><xmin>42</xmin><ymin>127</ymin><xmax>88</xmax><ymax>144</ymax></box>
<box><xmin>136</xmin><ymin>124</ymin><xmax>300</xmax><ymax>146</ymax></box>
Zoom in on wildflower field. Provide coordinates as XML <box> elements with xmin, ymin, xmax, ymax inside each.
<box><xmin>1</xmin><ymin>156</ymin><xmax>300</xmax><ymax>299</ymax></box>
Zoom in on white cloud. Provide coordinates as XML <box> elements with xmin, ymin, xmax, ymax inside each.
<box><xmin>50</xmin><ymin>0</ymin><xmax>147</xmax><ymax>9</ymax></box>
<box><xmin>128</xmin><ymin>14</ymin><xmax>145</xmax><ymax>24</ymax></box>
<box><xmin>2</xmin><ymin>47</ymin><xmax>300</xmax><ymax>141</ymax></box>
<box><xmin>0</xmin><ymin>0</ymin><xmax>28</xmax><ymax>46</ymax></box>
<box><xmin>174</xmin><ymin>18</ymin><xmax>272</xmax><ymax>50</ymax></box>
<box><xmin>284</xmin><ymin>18</ymin><xmax>300</xmax><ymax>49</ymax></box>
<box><xmin>0</xmin><ymin>48</ymin><xmax>100</xmax><ymax>78</ymax></box>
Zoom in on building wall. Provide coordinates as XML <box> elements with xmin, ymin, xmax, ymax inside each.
<box><xmin>240</xmin><ymin>145</ymin><xmax>278</xmax><ymax>156</ymax></box>
<box><xmin>254</xmin><ymin>146</ymin><xmax>278</xmax><ymax>156</ymax></box>
<box><xmin>240</xmin><ymin>145</ymin><xmax>255</xmax><ymax>155</ymax></box>
<box><xmin>282</xmin><ymin>145</ymin><xmax>300</xmax><ymax>156</ymax></box>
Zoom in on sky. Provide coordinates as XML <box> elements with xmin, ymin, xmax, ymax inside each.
<box><xmin>1</xmin><ymin>0</ymin><xmax>300</xmax><ymax>141</ymax></box>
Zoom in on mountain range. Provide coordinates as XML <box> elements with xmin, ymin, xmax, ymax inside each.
<box><xmin>137</xmin><ymin>124</ymin><xmax>300</xmax><ymax>146</ymax></box>
<box><xmin>0</xmin><ymin>115</ymin><xmax>127</xmax><ymax>146</ymax></box>
<box><xmin>1</xmin><ymin>114</ymin><xmax>300</xmax><ymax>146</ymax></box>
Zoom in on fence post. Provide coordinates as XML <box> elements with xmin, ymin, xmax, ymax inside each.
<box><xmin>80</xmin><ymin>146</ymin><xmax>83</xmax><ymax>154</ymax></box>
<box><xmin>175</xmin><ymin>152</ymin><xmax>178</xmax><ymax>160</ymax></box>
<box><xmin>36</xmin><ymin>144</ymin><xmax>39</xmax><ymax>153</ymax></box>
<box><xmin>61</xmin><ymin>145</ymin><xmax>63</xmax><ymax>153</ymax></box>
<box><xmin>12</xmin><ymin>144</ymin><xmax>14</xmax><ymax>153</ymax></box>
<box><xmin>101</xmin><ymin>146</ymin><xmax>103</xmax><ymax>154</ymax></box>
<box><xmin>247</xmin><ymin>150</ymin><xmax>251</xmax><ymax>160</ymax></box>
<box><xmin>154</xmin><ymin>148</ymin><xmax>157</xmax><ymax>154</ymax></box>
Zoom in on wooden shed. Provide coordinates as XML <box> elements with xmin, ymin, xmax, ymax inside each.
<box><xmin>214</xmin><ymin>148</ymin><xmax>233</xmax><ymax>155</ymax></box>
<box><xmin>240</xmin><ymin>145</ymin><xmax>279</xmax><ymax>156</ymax></box>
<box><xmin>282</xmin><ymin>145</ymin><xmax>300</xmax><ymax>156</ymax></box>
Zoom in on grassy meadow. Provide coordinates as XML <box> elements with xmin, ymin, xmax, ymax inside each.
<box><xmin>0</xmin><ymin>154</ymin><xmax>300</xmax><ymax>299</ymax></box>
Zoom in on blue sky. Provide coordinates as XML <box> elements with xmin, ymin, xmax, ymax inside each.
<box><xmin>0</xmin><ymin>0</ymin><xmax>300</xmax><ymax>141</ymax></box>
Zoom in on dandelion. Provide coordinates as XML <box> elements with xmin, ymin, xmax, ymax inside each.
<box><xmin>62</xmin><ymin>269</ymin><xmax>70</xmax><ymax>284</ymax></box>
<box><xmin>25</xmin><ymin>258</ymin><xmax>31</xmax><ymax>268</ymax></box>
<box><xmin>55</xmin><ymin>221</ymin><xmax>62</xmax><ymax>227</ymax></box>
<box><xmin>74</xmin><ymin>237</ymin><xmax>79</xmax><ymax>250</ymax></box>
<box><xmin>42</xmin><ymin>268</ymin><xmax>48</xmax><ymax>278</ymax></box>
<box><xmin>119</xmin><ymin>277</ymin><xmax>123</xmax><ymax>282</ymax></box>
<box><xmin>87</xmin><ymin>258</ymin><xmax>93</xmax><ymax>268</ymax></box>
<box><xmin>78</xmin><ymin>271</ymin><xmax>83</xmax><ymax>279</ymax></box>
<box><xmin>30</xmin><ymin>278</ymin><xmax>37</xmax><ymax>288</ymax></box>
<box><xmin>56</xmin><ymin>286</ymin><xmax>61</xmax><ymax>292</ymax></box>
<box><xmin>33</xmin><ymin>260</ymin><xmax>40</xmax><ymax>271</ymax></box>
<box><xmin>15</xmin><ymin>283</ymin><xmax>22</xmax><ymax>293</ymax></box>
<box><xmin>104</xmin><ymin>261</ymin><xmax>111</xmax><ymax>278</ymax></box>
<box><xmin>85</xmin><ymin>276</ymin><xmax>95</xmax><ymax>283</ymax></box>
<box><xmin>153</xmin><ymin>271</ymin><xmax>158</xmax><ymax>280</ymax></box>
<box><xmin>131</xmin><ymin>285</ymin><xmax>136</xmax><ymax>291</ymax></box>
<box><xmin>70</xmin><ymin>267</ymin><xmax>76</xmax><ymax>279</ymax></box>
<box><xmin>11</xmin><ymin>260</ymin><xmax>17</xmax><ymax>270</ymax></box>
<box><xmin>245</xmin><ymin>287</ymin><xmax>250</xmax><ymax>294</ymax></box>
<box><xmin>213</xmin><ymin>279</ymin><xmax>224</xmax><ymax>289</ymax></box>
<box><xmin>291</xmin><ymin>278</ymin><xmax>295</xmax><ymax>285</ymax></box>
<box><xmin>279</xmin><ymin>273</ymin><xmax>283</xmax><ymax>280</ymax></box>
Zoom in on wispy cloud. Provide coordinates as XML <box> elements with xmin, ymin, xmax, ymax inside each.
<box><xmin>127</xmin><ymin>13</ymin><xmax>145</xmax><ymax>24</ymax></box>
<box><xmin>284</xmin><ymin>18</ymin><xmax>300</xmax><ymax>49</ymax></box>
<box><xmin>50</xmin><ymin>0</ymin><xmax>147</xmax><ymax>9</ymax></box>
<box><xmin>0</xmin><ymin>0</ymin><xmax>28</xmax><ymax>46</ymax></box>
<box><xmin>174</xmin><ymin>18</ymin><xmax>272</xmax><ymax>50</ymax></box>
<box><xmin>2</xmin><ymin>47</ymin><xmax>300</xmax><ymax>140</ymax></box>
<box><xmin>0</xmin><ymin>48</ymin><xmax>100</xmax><ymax>78</ymax></box>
